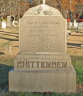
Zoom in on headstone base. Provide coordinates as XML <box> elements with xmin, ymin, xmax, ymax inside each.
<box><xmin>9</xmin><ymin>65</ymin><xmax>76</xmax><ymax>93</ymax></box>
<box><xmin>14</xmin><ymin>53</ymin><xmax>72</xmax><ymax>70</ymax></box>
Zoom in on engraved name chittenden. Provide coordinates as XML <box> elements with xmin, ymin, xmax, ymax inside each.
<box><xmin>17</xmin><ymin>61</ymin><xmax>67</xmax><ymax>68</ymax></box>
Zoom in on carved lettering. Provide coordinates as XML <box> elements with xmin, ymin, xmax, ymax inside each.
<box><xmin>17</xmin><ymin>61</ymin><xmax>67</xmax><ymax>69</ymax></box>
<box><xmin>57</xmin><ymin>62</ymin><xmax>67</xmax><ymax>68</ymax></box>
<box><xmin>46</xmin><ymin>62</ymin><xmax>51</xmax><ymax>68</ymax></box>
<box><xmin>23</xmin><ymin>61</ymin><xmax>27</xmax><ymax>67</ymax></box>
<box><xmin>28</xmin><ymin>61</ymin><xmax>30</xmax><ymax>68</ymax></box>
<box><xmin>52</xmin><ymin>62</ymin><xmax>56</xmax><ymax>68</ymax></box>
<box><xmin>27</xmin><ymin>22</ymin><xmax>59</xmax><ymax>25</ymax></box>
<box><xmin>36</xmin><ymin>61</ymin><xmax>40</xmax><ymax>68</ymax></box>
<box><xmin>41</xmin><ymin>62</ymin><xmax>47</xmax><ymax>68</ymax></box>
<box><xmin>62</xmin><ymin>62</ymin><xmax>67</xmax><ymax>68</ymax></box>
<box><xmin>17</xmin><ymin>61</ymin><xmax>23</xmax><ymax>67</ymax></box>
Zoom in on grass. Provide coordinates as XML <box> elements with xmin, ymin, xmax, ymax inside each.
<box><xmin>71</xmin><ymin>56</ymin><xmax>83</xmax><ymax>84</ymax></box>
<box><xmin>3</xmin><ymin>91</ymin><xmax>83</xmax><ymax>96</ymax></box>
<box><xmin>0</xmin><ymin>56</ymin><xmax>83</xmax><ymax>96</ymax></box>
<box><xmin>0</xmin><ymin>56</ymin><xmax>13</xmax><ymax>90</ymax></box>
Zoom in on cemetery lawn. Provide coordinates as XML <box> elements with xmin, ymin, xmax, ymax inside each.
<box><xmin>0</xmin><ymin>26</ymin><xmax>83</xmax><ymax>96</ymax></box>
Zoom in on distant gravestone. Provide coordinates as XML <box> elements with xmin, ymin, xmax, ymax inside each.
<box><xmin>78</xmin><ymin>22</ymin><xmax>83</xmax><ymax>29</ymax></box>
<box><xmin>2</xmin><ymin>20</ymin><xmax>6</xmax><ymax>29</ymax></box>
<box><xmin>7</xmin><ymin>16</ymin><xmax>11</xmax><ymax>26</ymax></box>
<box><xmin>0</xmin><ymin>21</ymin><xmax>1</xmax><ymax>26</ymax></box>
<box><xmin>67</xmin><ymin>22</ymin><xmax>72</xmax><ymax>29</ymax></box>
<box><xmin>9</xmin><ymin>4</ymin><xmax>76</xmax><ymax>93</ymax></box>
<box><xmin>69</xmin><ymin>22</ymin><xmax>72</xmax><ymax>27</ymax></box>
<box><xmin>12</xmin><ymin>21</ymin><xmax>18</xmax><ymax>27</ymax></box>
<box><xmin>5</xmin><ymin>45</ymin><xmax>11</xmax><ymax>54</ymax></box>
<box><xmin>73</xmin><ymin>20</ymin><xmax>78</xmax><ymax>29</ymax></box>
<box><xmin>81</xmin><ymin>45</ymin><xmax>83</xmax><ymax>49</ymax></box>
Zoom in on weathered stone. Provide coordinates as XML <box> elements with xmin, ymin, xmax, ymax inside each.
<box><xmin>9</xmin><ymin>4</ymin><xmax>76</xmax><ymax>93</ymax></box>
<box><xmin>5</xmin><ymin>45</ymin><xmax>11</xmax><ymax>54</ymax></box>
<box><xmin>20</xmin><ymin>16</ymin><xmax>66</xmax><ymax>53</ymax></box>
<box><xmin>14</xmin><ymin>53</ymin><xmax>71</xmax><ymax>70</ymax></box>
<box><xmin>9</xmin><ymin>65</ymin><xmax>76</xmax><ymax>93</ymax></box>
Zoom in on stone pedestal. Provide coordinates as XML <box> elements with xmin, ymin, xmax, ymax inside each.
<box><xmin>9</xmin><ymin>65</ymin><xmax>76</xmax><ymax>92</ymax></box>
<box><xmin>9</xmin><ymin>52</ymin><xmax>76</xmax><ymax>92</ymax></box>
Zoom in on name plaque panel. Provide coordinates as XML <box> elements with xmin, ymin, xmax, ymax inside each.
<box><xmin>20</xmin><ymin>16</ymin><xmax>66</xmax><ymax>52</ymax></box>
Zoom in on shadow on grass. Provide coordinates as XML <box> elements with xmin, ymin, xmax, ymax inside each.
<box><xmin>12</xmin><ymin>46</ymin><xmax>19</xmax><ymax>47</ymax></box>
<box><xmin>0</xmin><ymin>52</ymin><xmax>5</xmax><ymax>55</ymax></box>
<box><xmin>0</xmin><ymin>37</ymin><xmax>19</xmax><ymax>41</ymax></box>
<box><xmin>3</xmin><ymin>33</ymin><xmax>19</xmax><ymax>38</ymax></box>
<box><xmin>67</xmin><ymin>46</ymin><xmax>80</xmax><ymax>49</ymax></box>
<box><xmin>0</xmin><ymin>31</ymin><xmax>19</xmax><ymax>35</ymax></box>
<box><xmin>0</xmin><ymin>31</ymin><xmax>5</xmax><ymax>32</ymax></box>
<box><xmin>0</xmin><ymin>64</ymin><xmax>12</xmax><ymax>89</ymax></box>
<box><xmin>71</xmin><ymin>35</ymin><xmax>83</xmax><ymax>37</ymax></box>
<box><xmin>5</xmin><ymin>32</ymin><xmax>19</xmax><ymax>35</ymax></box>
<box><xmin>67</xmin><ymin>43</ymin><xmax>82</xmax><ymax>47</ymax></box>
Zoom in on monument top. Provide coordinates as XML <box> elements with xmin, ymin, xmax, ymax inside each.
<box><xmin>20</xmin><ymin>4</ymin><xmax>67</xmax><ymax>53</ymax></box>
<box><xmin>24</xmin><ymin>4</ymin><xmax>62</xmax><ymax>16</ymax></box>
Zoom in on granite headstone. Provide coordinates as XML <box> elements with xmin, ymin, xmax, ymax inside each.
<box><xmin>9</xmin><ymin>4</ymin><xmax>76</xmax><ymax>93</ymax></box>
<box><xmin>7</xmin><ymin>16</ymin><xmax>11</xmax><ymax>26</ymax></box>
<box><xmin>2</xmin><ymin>20</ymin><xmax>6</xmax><ymax>29</ymax></box>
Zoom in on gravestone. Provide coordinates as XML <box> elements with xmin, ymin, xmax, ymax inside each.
<box><xmin>78</xmin><ymin>22</ymin><xmax>83</xmax><ymax>29</ymax></box>
<box><xmin>73</xmin><ymin>20</ymin><xmax>78</xmax><ymax>29</ymax></box>
<box><xmin>7</xmin><ymin>16</ymin><xmax>11</xmax><ymax>26</ymax></box>
<box><xmin>69</xmin><ymin>22</ymin><xmax>72</xmax><ymax>27</ymax></box>
<box><xmin>2</xmin><ymin>20</ymin><xmax>6</xmax><ymax>29</ymax></box>
<box><xmin>0</xmin><ymin>21</ymin><xmax>1</xmax><ymax>26</ymax></box>
<box><xmin>9</xmin><ymin>4</ymin><xmax>76</xmax><ymax>93</ymax></box>
<box><xmin>12</xmin><ymin>21</ymin><xmax>18</xmax><ymax>27</ymax></box>
<box><xmin>67</xmin><ymin>22</ymin><xmax>72</xmax><ymax>29</ymax></box>
<box><xmin>5</xmin><ymin>45</ymin><xmax>12</xmax><ymax>54</ymax></box>
<box><xmin>81</xmin><ymin>45</ymin><xmax>83</xmax><ymax>49</ymax></box>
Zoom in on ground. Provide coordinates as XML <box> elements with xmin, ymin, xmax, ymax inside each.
<box><xmin>67</xmin><ymin>30</ymin><xmax>83</xmax><ymax>56</ymax></box>
<box><xmin>0</xmin><ymin>26</ymin><xmax>19</xmax><ymax>57</ymax></box>
<box><xmin>0</xmin><ymin>26</ymin><xmax>83</xmax><ymax>96</ymax></box>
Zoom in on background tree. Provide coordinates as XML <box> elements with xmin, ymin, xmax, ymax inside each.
<box><xmin>61</xmin><ymin>0</ymin><xmax>83</xmax><ymax>21</ymax></box>
<box><xmin>61</xmin><ymin>0</ymin><xmax>83</xmax><ymax>12</ymax></box>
